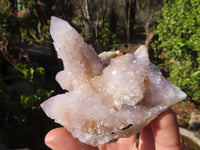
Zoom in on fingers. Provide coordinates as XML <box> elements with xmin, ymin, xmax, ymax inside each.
<box><xmin>139</xmin><ymin>124</ymin><xmax>155</xmax><ymax>150</ymax></box>
<box><xmin>98</xmin><ymin>134</ymin><xmax>138</xmax><ymax>150</ymax></box>
<box><xmin>44</xmin><ymin>109</ymin><xmax>181</xmax><ymax>150</ymax></box>
<box><xmin>45</xmin><ymin>127</ymin><xmax>98</xmax><ymax>150</ymax></box>
<box><xmin>151</xmin><ymin>109</ymin><xmax>181</xmax><ymax>150</ymax></box>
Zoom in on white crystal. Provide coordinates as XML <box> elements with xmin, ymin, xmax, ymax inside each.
<box><xmin>112</xmin><ymin>70</ymin><xmax>117</xmax><ymax>75</ymax></box>
<box><xmin>41</xmin><ymin>16</ymin><xmax>187</xmax><ymax>146</ymax></box>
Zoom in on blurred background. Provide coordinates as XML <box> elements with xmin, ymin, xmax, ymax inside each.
<box><xmin>0</xmin><ymin>0</ymin><xmax>200</xmax><ymax>149</ymax></box>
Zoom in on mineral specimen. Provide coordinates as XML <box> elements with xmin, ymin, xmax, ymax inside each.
<box><xmin>41</xmin><ymin>16</ymin><xmax>187</xmax><ymax>146</ymax></box>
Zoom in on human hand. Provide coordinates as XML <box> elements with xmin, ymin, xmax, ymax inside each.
<box><xmin>44</xmin><ymin>109</ymin><xmax>181</xmax><ymax>150</ymax></box>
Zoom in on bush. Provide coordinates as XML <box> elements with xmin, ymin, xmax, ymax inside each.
<box><xmin>0</xmin><ymin>59</ymin><xmax>57</xmax><ymax>149</ymax></box>
<box><xmin>94</xmin><ymin>22</ymin><xmax>119</xmax><ymax>53</ymax></box>
<box><xmin>0</xmin><ymin>1</ymin><xmax>58</xmax><ymax>148</ymax></box>
<box><xmin>152</xmin><ymin>0</ymin><xmax>200</xmax><ymax>106</ymax></box>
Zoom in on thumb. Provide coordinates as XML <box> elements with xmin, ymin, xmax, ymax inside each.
<box><xmin>45</xmin><ymin>127</ymin><xmax>98</xmax><ymax>150</ymax></box>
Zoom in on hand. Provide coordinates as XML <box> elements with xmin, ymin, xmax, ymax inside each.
<box><xmin>44</xmin><ymin>109</ymin><xmax>181</xmax><ymax>150</ymax></box>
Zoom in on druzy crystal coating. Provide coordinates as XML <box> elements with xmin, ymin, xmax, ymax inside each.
<box><xmin>41</xmin><ymin>17</ymin><xmax>187</xmax><ymax>146</ymax></box>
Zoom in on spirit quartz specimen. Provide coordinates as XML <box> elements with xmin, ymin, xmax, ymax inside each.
<box><xmin>41</xmin><ymin>16</ymin><xmax>187</xmax><ymax>146</ymax></box>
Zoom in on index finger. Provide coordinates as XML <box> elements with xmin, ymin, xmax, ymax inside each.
<box><xmin>151</xmin><ymin>109</ymin><xmax>181</xmax><ymax>150</ymax></box>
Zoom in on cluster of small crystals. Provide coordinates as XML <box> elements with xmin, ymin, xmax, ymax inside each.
<box><xmin>41</xmin><ymin>17</ymin><xmax>187</xmax><ymax>146</ymax></box>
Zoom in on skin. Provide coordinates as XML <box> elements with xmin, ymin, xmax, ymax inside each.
<box><xmin>45</xmin><ymin>109</ymin><xmax>181</xmax><ymax>150</ymax></box>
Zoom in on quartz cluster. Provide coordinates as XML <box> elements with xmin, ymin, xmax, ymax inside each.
<box><xmin>41</xmin><ymin>16</ymin><xmax>187</xmax><ymax>146</ymax></box>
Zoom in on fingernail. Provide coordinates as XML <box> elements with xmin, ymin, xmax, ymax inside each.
<box><xmin>45</xmin><ymin>135</ymin><xmax>56</xmax><ymax>149</ymax></box>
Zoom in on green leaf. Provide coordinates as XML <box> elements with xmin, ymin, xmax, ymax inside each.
<box><xmin>36</xmin><ymin>67</ymin><xmax>45</xmax><ymax>75</ymax></box>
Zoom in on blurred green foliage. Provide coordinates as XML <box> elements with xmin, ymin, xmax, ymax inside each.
<box><xmin>152</xmin><ymin>0</ymin><xmax>200</xmax><ymax>106</ymax></box>
<box><xmin>15</xmin><ymin>64</ymin><xmax>54</xmax><ymax>109</ymax></box>
<box><xmin>95</xmin><ymin>22</ymin><xmax>119</xmax><ymax>52</ymax></box>
<box><xmin>0</xmin><ymin>0</ymin><xmax>53</xmax><ymax>45</ymax></box>
<box><xmin>16</xmin><ymin>63</ymin><xmax>45</xmax><ymax>82</ymax></box>
<box><xmin>0</xmin><ymin>59</ymin><xmax>56</xmax><ymax>149</ymax></box>
<box><xmin>0</xmin><ymin>0</ymin><xmax>59</xmax><ymax>149</ymax></box>
<box><xmin>20</xmin><ymin>88</ymin><xmax>54</xmax><ymax>109</ymax></box>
